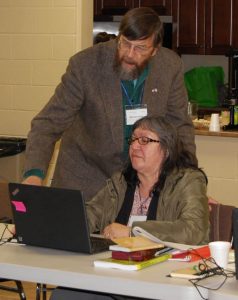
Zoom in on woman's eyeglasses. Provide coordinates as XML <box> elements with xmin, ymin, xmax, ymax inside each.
<box><xmin>128</xmin><ymin>136</ymin><xmax>160</xmax><ymax>145</ymax></box>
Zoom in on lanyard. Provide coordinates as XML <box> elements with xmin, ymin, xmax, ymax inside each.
<box><xmin>121</xmin><ymin>81</ymin><xmax>145</xmax><ymax>106</ymax></box>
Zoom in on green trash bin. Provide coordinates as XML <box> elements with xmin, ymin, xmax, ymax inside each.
<box><xmin>184</xmin><ymin>66</ymin><xmax>225</xmax><ymax>107</ymax></box>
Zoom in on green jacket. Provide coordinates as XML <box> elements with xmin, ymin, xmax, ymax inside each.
<box><xmin>86</xmin><ymin>168</ymin><xmax>209</xmax><ymax>245</ymax></box>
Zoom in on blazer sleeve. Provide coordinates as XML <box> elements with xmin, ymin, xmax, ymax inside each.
<box><xmin>24</xmin><ymin>54</ymin><xmax>85</xmax><ymax>174</ymax></box>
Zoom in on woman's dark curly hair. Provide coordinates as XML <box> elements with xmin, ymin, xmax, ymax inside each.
<box><xmin>123</xmin><ymin>116</ymin><xmax>206</xmax><ymax>194</ymax></box>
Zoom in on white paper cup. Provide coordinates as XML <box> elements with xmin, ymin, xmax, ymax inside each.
<box><xmin>209</xmin><ymin>241</ymin><xmax>231</xmax><ymax>268</ymax></box>
<box><xmin>209</xmin><ymin>113</ymin><xmax>220</xmax><ymax>132</ymax></box>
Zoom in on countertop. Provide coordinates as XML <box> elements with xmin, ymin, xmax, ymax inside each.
<box><xmin>195</xmin><ymin>128</ymin><xmax>238</xmax><ymax>138</ymax></box>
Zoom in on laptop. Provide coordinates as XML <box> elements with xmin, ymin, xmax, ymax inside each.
<box><xmin>232</xmin><ymin>208</ymin><xmax>238</xmax><ymax>279</ymax></box>
<box><xmin>8</xmin><ymin>183</ymin><xmax>114</xmax><ymax>254</ymax></box>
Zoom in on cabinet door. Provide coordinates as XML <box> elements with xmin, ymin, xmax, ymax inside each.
<box><xmin>173</xmin><ymin>0</ymin><xmax>205</xmax><ymax>54</ymax></box>
<box><xmin>232</xmin><ymin>0</ymin><xmax>238</xmax><ymax>48</ymax></box>
<box><xmin>173</xmin><ymin>0</ymin><xmax>237</xmax><ymax>55</ymax></box>
<box><xmin>205</xmin><ymin>0</ymin><xmax>233</xmax><ymax>54</ymax></box>
<box><xmin>94</xmin><ymin>0</ymin><xmax>133</xmax><ymax>16</ymax></box>
<box><xmin>94</xmin><ymin>0</ymin><xmax>172</xmax><ymax>16</ymax></box>
<box><xmin>134</xmin><ymin>0</ymin><xmax>172</xmax><ymax>15</ymax></box>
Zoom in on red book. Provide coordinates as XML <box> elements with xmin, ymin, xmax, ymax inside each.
<box><xmin>112</xmin><ymin>248</ymin><xmax>161</xmax><ymax>261</ymax></box>
<box><xmin>171</xmin><ymin>246</ymin><xmax>210</xmax><ymax>262</ymax></box>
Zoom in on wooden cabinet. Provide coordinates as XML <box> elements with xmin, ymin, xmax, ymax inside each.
<box><xmin>231</xmin><ymin>0</ymin><xmax>238</xmax><ymax>49</ymax></box>
<box><xmin>171</xmin><ymin>0</ymin><xmax>204</xmax><ymax>54</ymax></box>
<box><xmin>94</xmin><ymin>0</ymin><xmax>172</xmax><ymax>17</ymax></box>
<box><xmin>94</xmin><ymin>0</ymin><xmax>132</xmax><ymax>16</ymax></box>
<box><xmin>134</xmin><ymin>0</ymin><xmax>172</xmax><ymax>15</ymax></box>
<box><xmin>173</xmin><ymin>0</ymin><xmax>238</xmax><ymax>55</ymax></box>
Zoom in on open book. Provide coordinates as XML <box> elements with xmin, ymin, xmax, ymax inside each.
<box><xmin>132</xmin><ymin>226</ymin><xmax>204</xmax><ymax>251</ymax></box>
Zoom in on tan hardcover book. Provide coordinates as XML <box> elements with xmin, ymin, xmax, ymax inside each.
<box><xmin>110</xmin><ymin>236</ymin><xmax>164</xmax><ymax>252</ymax></box>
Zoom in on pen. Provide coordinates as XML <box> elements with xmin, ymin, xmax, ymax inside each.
<box><xmin>155</xmin><ymin>247</ymin><xmax>173</xmax><ymax>256</ymax></box>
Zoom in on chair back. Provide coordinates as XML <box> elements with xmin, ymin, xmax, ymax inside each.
<box><xmin>209</xmin><ymin>203</ymin><xmax>235</xmax><ymax>242</ymax></box>
<box><xmin>0</xmin><ymin>182</ymin><xmax>13</xmax><ymax>222</ymax></box>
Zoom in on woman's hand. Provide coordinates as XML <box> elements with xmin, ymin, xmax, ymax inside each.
<box><xmin>103</xmin><ymin>223</ymin><xmax>130</xmax><ymax>239</ymax></box>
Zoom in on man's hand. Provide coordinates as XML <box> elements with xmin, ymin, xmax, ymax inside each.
<box><xmin>103</xmin><ymin>223</ymin><xmax>130</xmax><ymax>239</ymax></box>
<box><xmin>22</xmin><ymin>176</ymin><xmax>43</xmax><ymax>186</ymax></box>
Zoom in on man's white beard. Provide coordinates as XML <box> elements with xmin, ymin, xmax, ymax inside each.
<box><xmin>118</xmin><ymin>64</ymin><xmax>140</xmax><ymax>81</ymax></box>
<box><xmin>113</xmin><ymin>52</ymin><xmax>149</xmax><ymax>81</ymax></box>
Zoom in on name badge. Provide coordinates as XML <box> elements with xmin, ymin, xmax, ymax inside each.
<box><xmin>127</xmin><ymin>215</ymin><xmax>147</xmax><ymax>227</ymax></box>
<box><xmin>125</xmin><ymin>104</ymin><xmax>147</xmax><ymax>125</ymax></box>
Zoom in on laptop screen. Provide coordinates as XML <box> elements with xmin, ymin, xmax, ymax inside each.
<box><xmin>8</xmin><ymin>183</ymin><xmax>93</xmax><ymax>253</ymax></box>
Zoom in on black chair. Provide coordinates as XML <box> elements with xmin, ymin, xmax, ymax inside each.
<box><xmin>0</xmin><ymin>279</ymin><xmax>26</xmax><ymax>299</ymax></box>
<box><xmin>36</xmin><ymin>283</ymin><xmax>55</xmax><ymax>300</ymax></box>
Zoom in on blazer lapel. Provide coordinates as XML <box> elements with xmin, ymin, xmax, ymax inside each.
<box><xmin>99</xmin><ymin>66</ymin><xmax>124</xmax><ymax>147</ymax></box>
<box><xmin>143</xmin><ymin>55</ymin><xmax>164</xmax><ymax>115</ymax></box>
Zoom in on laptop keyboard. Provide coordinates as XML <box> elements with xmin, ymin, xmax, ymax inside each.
<box><xmin>90</xmin><ymin>236</ymin><xmax>116</xmax><ymax>253</ymax></box>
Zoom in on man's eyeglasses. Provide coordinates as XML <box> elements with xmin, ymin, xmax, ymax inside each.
<box><xmin>128</xmin><ymin>136</ymin><xmax>160</xmax><ymax>145</ymax></box>
<box><xmin>118</xmin><ymin>37</ymin><xmax>154</xmax><ymax>55</ymax></box>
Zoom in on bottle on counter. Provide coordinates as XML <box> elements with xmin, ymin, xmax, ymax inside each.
<box><xmin>221</xmin><ymin>110</ymin><xmax>230</xmax><ymax>126</ymax></box>
<box><xmin>188</xmin><ymin>101</ymin><xmax>198</xmax><ymax>120</ymax></box>
<box><xmin>234</xmin><ymin>106</ymin><xmax>238</xmax><ymax>125</ymax></box>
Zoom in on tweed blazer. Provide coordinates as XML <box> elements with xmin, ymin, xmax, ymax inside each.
<box><xmin>24</xmin><ymin>40</ymin><xmax>196</xmax><ymax>200</ymax></box>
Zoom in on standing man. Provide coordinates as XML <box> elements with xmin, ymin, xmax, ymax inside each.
<box><xmin>23</xmin><ymin>7</ymin><xmax>196</xmax><ymax>201</ymax></box>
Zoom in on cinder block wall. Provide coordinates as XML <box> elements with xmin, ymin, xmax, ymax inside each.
<box><xmin>0</xmin><ymin>0</ymin><xmax>93</xmax><ymax>137</ymax></box>
<box><xmin>196</xmin><ymin>135</ymin><xmax>238</xmax><ymax>207</ymax></box>
<box><xmin>0</xmin><ymin>0</ymin><xmax>93</xmax><ymax>184</ymax></box>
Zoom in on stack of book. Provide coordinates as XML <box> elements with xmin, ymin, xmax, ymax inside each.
<box><xmin>94</xmin><ymin>227</ymin><xmax>210</xmax><ymax>271</ymax></box>
<box><xmin>93</xmin><ymin>236</ymin><xmax>172</xmax><ymax>271</ymax></box>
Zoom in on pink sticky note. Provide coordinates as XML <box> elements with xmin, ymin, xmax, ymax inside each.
<box><xmin>11</xmin><ymin>201</ymin><xmax>26</xmax><ymax>213</ymax></box>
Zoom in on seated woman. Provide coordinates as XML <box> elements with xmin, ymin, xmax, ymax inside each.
<box><xmin>87</xmin><ymin>115</ymin><xmax>209</xmax><ymax>245</ymax></box>
<box><xmin>50</xmin><ymin>116</ymin><xmax>209</xmax><ymax>300</ymax></box>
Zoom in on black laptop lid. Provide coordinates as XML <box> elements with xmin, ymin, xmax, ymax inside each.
<box><xmin>8</xmin><ymin>183</ymin><xmax>93</xmax><ymax>253</ymax></box>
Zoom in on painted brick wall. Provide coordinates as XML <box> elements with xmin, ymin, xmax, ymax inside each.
<box><xmin>195</xmin><ymin>135</ymin><xmax>238</xmax><ymax>207</ymax></box>
<box><xmin>0</xmin><ymin>0</ymin><xmax>93</xmax><ymax>184</ymax></box>
<box><xmin>0</xmin><ymin>0</ymin><xmax>93</xmax><ymax>137</ymax></box>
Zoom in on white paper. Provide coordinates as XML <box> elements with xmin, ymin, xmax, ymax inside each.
<box><xmin>132</xmin><ymin>226</ymin><xmax>202</xmax><ymax>251</ymax></box>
